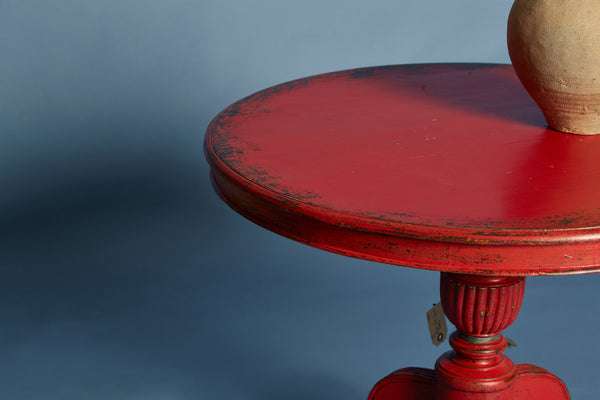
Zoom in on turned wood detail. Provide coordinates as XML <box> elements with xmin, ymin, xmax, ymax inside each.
<box><xmin>435</xmin><ymin>273</ymin><xmax>527</xmax><ymax>399</ymax></box>
<box><xmin>440</xmin><ymin>273</ymin><xmax>525</xmax><ymax>338</ymax></box>
<box><xmin>368</xmin><ymin>272</ymin><xmax>568</xmax><ymax>400</ymax></box>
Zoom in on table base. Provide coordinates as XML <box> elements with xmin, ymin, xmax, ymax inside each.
<box><xmin>368</xmin><ymin>365</ymin><xmax>569</xmax><ymax>400</ymax></box>
<box><xmin>366</xmin><ymin>272</ymin><xmax>570</xmax><ymax>400</ymax></box>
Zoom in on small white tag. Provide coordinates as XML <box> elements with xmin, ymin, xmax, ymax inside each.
<box><xmin>426</xmin><ymin>302</ymin><xmax>447</xmax><ymax>346</ymax></box>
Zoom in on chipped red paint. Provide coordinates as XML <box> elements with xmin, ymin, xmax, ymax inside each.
<box><xmin>440</xmin><ymin>274</ymin><xmax>525</xmax><ymax>336</ymax></box>
<box><xmin>367</xmin><ymin>368</ymin><xmax>435</xmax><ymax>400</ymax></box>
<box><xmin>204</xmin><ymin>64</ymin><xmax>582</xmax><ymax>398</ymax></box>
<box><xmin>435</xmin><ymin>275</ymin><xmax>522</xmax><ymax>399</ymax></box>
<box><xmin>367</xmin><ymin>273</ymin><xmax>569</xmax><ymax>400</ymax></box>
<box><xmin>205</xmin><ymin>63</ymin><xmax>600</xmax><ymax>275</ymax></box>
<box><xmin>368</xmin><ymin>365</ymin><xmax>569</xmax><ymax>400</ymax></box>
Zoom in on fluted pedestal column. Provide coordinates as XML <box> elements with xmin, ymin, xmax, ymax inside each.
<box><xmin>367</xmin><ymin>273</ymin><xmax>570</xmax><ymax>400</ymax></box>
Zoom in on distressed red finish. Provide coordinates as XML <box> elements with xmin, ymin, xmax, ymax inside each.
<box><xmin>205</xmin><ymin>63</ymin><xmax>600</xmax><ymax>276</ymax></box>
<box><xmin>368</xmin><ymin>363</ymin><xmax>569</xmax><ymax>400</ymax></box>
<box><xmin>368</xmin><ymin>273</ymin><xmax>569</xmax><ymax>400</ymax></box>
<box><xmin>204</xmin><ymin>64</ymin><xmax>588</xmax><ymax>399</ymax></box>
<box><xmin>440</xmin><ymin>274</ymin><xmax>525</xmax><ymax>336</ymax></box>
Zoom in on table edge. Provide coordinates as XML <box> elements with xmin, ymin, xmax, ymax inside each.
<box><xmin>204</xmin><ymin>63</ymin><xmax>600</xmax><ymax>276</ymax></box>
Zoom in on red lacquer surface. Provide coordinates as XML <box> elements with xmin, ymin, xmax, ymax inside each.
<box><xmin>205</xmin><ymin>64</ymin><xmax>577</xmax><ymax>399</ymax></box>
<box><xmin>366</xmin><ymin>274</ymin><xmax>569</xmax><ymax>400</ymax></box>
<box><xmin>205</xmin><ymin>63</ymin><xmax>600</xmax><ymax>275</ymax></box>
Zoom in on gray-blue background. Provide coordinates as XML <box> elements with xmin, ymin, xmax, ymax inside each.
<box><xmin>1</xmin><ymin>1</ymin><xmax>598</xmax><ymax>399</ymax></box>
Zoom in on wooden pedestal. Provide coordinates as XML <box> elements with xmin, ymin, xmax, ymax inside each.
<box><xmin>368</xmin><ymin>273</ymin><xmax>569</xmax><ymax>400</ymax></box>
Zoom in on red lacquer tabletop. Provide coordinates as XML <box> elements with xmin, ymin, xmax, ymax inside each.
<box><xmin>205</xmin><ymin>63</ymin><xmax>600</xmax><ymax>276</ymax></box>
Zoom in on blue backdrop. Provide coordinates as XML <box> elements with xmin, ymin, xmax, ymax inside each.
<box><xmin>1</xmin><ymin>1</ymin><xmax>598</xmax><ymax>399</ymax></box>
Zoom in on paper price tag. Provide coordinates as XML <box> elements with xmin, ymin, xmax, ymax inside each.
<box><xmin>426</xmin><ymin>302</ymin><xmax>447</xmax><ymax>346</ymax></box>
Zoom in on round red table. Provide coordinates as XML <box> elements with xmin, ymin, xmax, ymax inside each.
<box><xmin>204</xmin><ymin>63</ymin><xmax>600</xmax><ymax>399</ymax></box>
